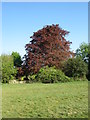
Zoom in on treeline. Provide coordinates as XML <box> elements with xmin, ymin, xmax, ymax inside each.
<box><xmin>0</xmin><ymin>24</ymin><xmax>90</xmax><ymax>83</ymax></box>
<box><xmin>0</xmin><ymin>42</ymin><xmax>89</xmax><ymax>83</ymax></box>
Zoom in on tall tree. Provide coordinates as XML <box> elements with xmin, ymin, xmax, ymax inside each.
<box><xmin>23</xmin><ymin>24</ymin><xmax>73</xmax><ymax>76</ymax></box>
<box><xmin>11</xmin><ymin>52</ymin><xmax>22</xmax><ymax>67</ymax></box>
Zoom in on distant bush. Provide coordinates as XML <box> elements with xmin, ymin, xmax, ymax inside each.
<box><xmin>35</xmin><ymin>66</ymin><xmax>71</xmax><ymax>83</ymax></box>
<box><xmin>0</xmin><ymin>54</ymin><xmax>17</xmax><ymax>83</ymax></box>
<box><xmin>62</xmin><ymin>57</ymin><xmax>88</xmax><ymax>78</ymax></box>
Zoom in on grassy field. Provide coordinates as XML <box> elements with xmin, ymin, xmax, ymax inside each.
<box><xmin>2</xmin><ymin>81</ymin><xmax>88</xmax><ymax>118</ymax></box>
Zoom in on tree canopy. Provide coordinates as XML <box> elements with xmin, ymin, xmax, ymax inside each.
<box><xmin>0</xmin><ymin>54</ymin><xmax>17</xmax><ymax>83</ymax></box>
<box><xmin>11</xmin><ymin>52</ymin><xmax>22</xmax><ymax>67</ymax></box>
<box><xmin>76</xmin><ymin>42</ymin><xmax>88</xmax><ymax>63</ymax></box>
<box><xmin>63</xmin><ymin>57</ymin><xmax>88</xmax><ymax>78</ymax></box>
<box><xmin>22</xmin><ymin>24</ymin><xmax>73</xmax><ymax>76</ymax></box>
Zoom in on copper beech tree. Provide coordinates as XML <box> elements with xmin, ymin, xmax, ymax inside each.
<box><xmin>20</xmin><ymin>24</ymin><xmax>73</xmax><ymax>77</ymax></box>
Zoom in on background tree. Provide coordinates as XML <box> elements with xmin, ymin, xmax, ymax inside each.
<box><xmin>76</xmin><ymin>42</ymin><xmax>88</xmax><ymax>63</ymax></box>
<box><xmin>11</xmin><ymin>52</ymin><xmax>22</xmax><ymax>67</ymax></box>
<box><xmin>62</xmin><ymin>57</ymin><xmax>88</xmax><ymax>78</ymax></box>
<box><xmin>22</xmin><ymin>24</ymin><xmax>73</xmax><ymax>76</ymax></box>
<box><xmin>87</xmin><ymin>44</ymin><xmax>90</xmax><ymax>80</ymax></box>
<box><xmin>0</xmin><ymin>54</ymin><xmax>17</xmax><ymax>83</ymax></box>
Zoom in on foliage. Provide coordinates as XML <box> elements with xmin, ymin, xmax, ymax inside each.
<box><xmin>2</xmin><ymin>81</ymin><xmax>88</xmax><ymax>118</ymax></box>
<box><xmin>72</xmin><ymin>77</ymin><xmax>88</xmax><ymax>81</ymax></box>
<box><xmin>22</xmin><ymin>24</ymin><xmax>73</xmax><ymax>76</ymax></box>
<box><xmin>87</xmin><ymin>44</ymin><xmax>90</xmax><ymax>80</ymax></box>
<box><xmin>35</xmin><ymin>66</ymin><xmax>71</xmax><ymax>83</ymax></box>
<box><xmin>28</xmin><ymin>74</ymin><xmax>37</xmax><ymax>82</ymax></box>
<box><xmin>0</xmin><ymin>56</ymin><xmax>2</xmax><ymax>82</ymax></box>
<box><xmin>62</xmin><ymin>57</ymin><xmax>88</xmax><ymax>78</ymax></box>
<box><xmin>17</xmin><ymin>67</ymin><xmax>24</xmax><ymax>79</ymax></box>
<box><xmin>11</xmin><ymin>52</ymin><xmax>22</xmax><ymax>67</ymax></box>
<box><xmin>0</xmin><ymin>54</ymin><xmax>17</xmax><ymax>83</ymax></box>
<box><xmin>76</xmin><ymin>42</ymin><xmax>88</xmax><ymax>63</ymax></box>
<box><xmin>20</xmin><ymin>76</ymin><xmax>26</xmax><ymax>81</ymax></box>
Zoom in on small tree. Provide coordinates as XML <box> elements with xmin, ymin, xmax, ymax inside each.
<box><xmin>11</xmin><ymin>52</ymin><xmax>22</xmax><ymax>67</ymax></box>
<box><xmin>1</xmin><ymin>54</ymin><xmax>17</xmax><ymax>83</ymax></box>
<box><xmin>23</xmin><ymin>24</ymin><xmax>73</xmax><ymax>76</ymax></box>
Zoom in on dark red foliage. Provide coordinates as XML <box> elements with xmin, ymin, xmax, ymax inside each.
<box><xmin>23</xmin><ymin>24</ymin><xmax>73</xmax><ymax>75</ymax></box>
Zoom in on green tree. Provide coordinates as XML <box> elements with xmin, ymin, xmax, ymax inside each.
<box><xmin>11</xmin><ymin>52</ymin><xmax>22</xmax><ymax>67</ymax></box>
<box><xmin>63</xmin><ymin>57</ymin><xmax>88</xmax><ymax>78</ymax></box>
<box><xmin>0</xmin><ymin>54</ymin><xmax>17</xmax><ymax>83</ymax></box>
<box><xmin>76</xmin><ymin>42</ymin><xmax>88</xmax><ymax>63</ymax></box>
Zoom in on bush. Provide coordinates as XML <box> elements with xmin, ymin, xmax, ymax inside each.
<box><xmin>20</xmin><ymin>76</ymin><xmax>25</xmax><ymax>81</ymax></box>
<box><xmin>28</xmin><ymin>74</ymin><xmax>37</xmax><ymax>82</ymax></box>
<box><xmin>62</xmin><ymin>57</ymin><xmax>88</xmax><ymax>78</ymax></box>
<box><xmin>72</xmin><ymin>77</ymin><xmax>88</xmax><ymax>81</ymax></box>
<box><xmin>35</xmin><ymin>66</ymin><xmax>71</xmax><ymax>83</ymax></box>
<box><xmin>0</xmin><ymin>54</ymin><xmax>17</xmax><ymax>83</ymax></box>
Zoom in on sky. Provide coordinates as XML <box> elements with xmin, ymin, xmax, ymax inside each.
<box><xmin>2</xmin><ymin>2</ymin><xmax>88</xmax><ymax>57</ymax></box>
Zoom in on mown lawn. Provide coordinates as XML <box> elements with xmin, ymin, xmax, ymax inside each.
<box><xmin>2</xmin><ymin>81</ymin><xmax>88</xmax><ymax>118</ymax></box>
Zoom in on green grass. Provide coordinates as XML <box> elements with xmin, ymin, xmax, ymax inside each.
<box><xmin>2</xmin><ymin>81</ymin><xmax>88</xmax><ymax>118</ymax></box>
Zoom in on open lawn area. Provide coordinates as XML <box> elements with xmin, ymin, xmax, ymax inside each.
<box><xmin>2</xmin><ymin>81</ymin><xmax>88</xmax><ymax>118</ymax></box>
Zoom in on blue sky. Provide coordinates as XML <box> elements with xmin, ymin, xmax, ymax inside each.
<box><xmin>2</xmin><ymin>2</ymin><xmax>88</xmax><ymax>57</ymax></box>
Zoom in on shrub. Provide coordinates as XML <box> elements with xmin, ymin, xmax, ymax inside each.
<box><xmin>20</xmin><ymin>76</ymin><xmax>25</xmax><ymax>81</ymax></box>
<box><xmin>35</xmin><ymin>66</ymin><xmax>70</xmax><ymax>83</ymax></box>
<box><xmin>72</xmin><ymin>77</ymin><xmax>88</xmax><ymax>81</ymax></box>
<box><xmin>28</xmin><ymin>74</ymin><xmax>37</xmax><ymax>82</ymax></box>
<box><xmin>62</xmin><ymin>57</ymin><xmax>88</xmax><ymax>78</ymax></box>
